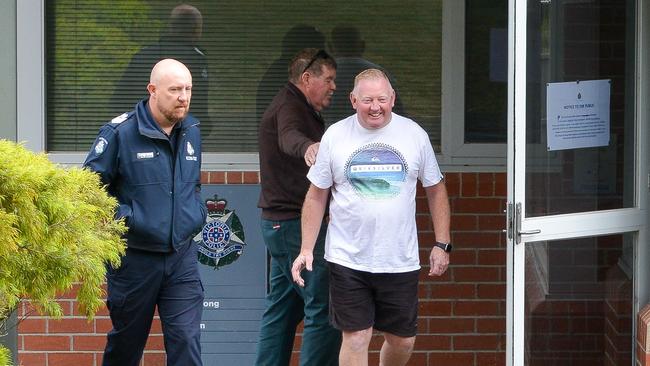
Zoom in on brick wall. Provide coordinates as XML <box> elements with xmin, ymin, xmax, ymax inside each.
<box><xmin>16</xmin><ymin>171</ymin><xmax>508</xmax><ymax>366</ymax></box>
<box><xmin>637</xmin><ymin>305</ymin><xmax>650</xmax><ymax>366</ymax></box>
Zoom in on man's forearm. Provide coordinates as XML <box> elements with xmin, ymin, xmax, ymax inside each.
<box><xmin>300</xmin><ymin>184</ymin><xmax>330</xmax><ymax>254</ymax></box>
<box><xmin>425</xmin><ymin>182</ymin><xmax>451</xmax><ymax>243</ymax></box>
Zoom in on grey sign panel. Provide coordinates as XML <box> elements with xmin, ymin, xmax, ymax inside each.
<box><xmin>196</xmin><ymin>184</ymin><xmax>266</xmax><ymax>364</ymax></box>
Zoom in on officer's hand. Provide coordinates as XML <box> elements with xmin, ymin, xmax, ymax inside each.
<box><xmin>429</xmin><ymin>247</ymin><xmax>449</xmax><ymax>276</ymax></box>
<box><xmin>291</xmin><ymin>252</ymin><xmax>314</xmax><ymax>287</ymax></box>
<box><xmin>304</xmin><ymin>142</ymin><xmax>320</xmax><ymax>167</ymax></box>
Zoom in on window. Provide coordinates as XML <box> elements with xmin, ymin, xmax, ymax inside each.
<box><xmin>442</xmin><ymin>0</ymin><xmax>507</xmax><ymax>165</ymax></box>
<box><xmin>44</xmin><ymin>0</ymin><xmax>443</xmax><ymax>154</ymax></box>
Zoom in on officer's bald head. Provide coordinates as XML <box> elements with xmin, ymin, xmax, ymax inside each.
<box><xmin>149</xmin><ymin>58</ymin><xmax>191</xmax><ymax>86</ymax></box>
<box><xmin>147</xmin><ymin>59</ymin><xmax>193</xmax><ymax>129</ymax></box>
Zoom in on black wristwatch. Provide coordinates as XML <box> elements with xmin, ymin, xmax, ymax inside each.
<box><xmin>434</xmin><ymin>241</ymin><xmax>452</xmax><ymax>253</ymax></box>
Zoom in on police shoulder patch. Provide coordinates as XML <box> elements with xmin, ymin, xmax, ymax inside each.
<box><xmin>94</xmin><ymin>137</ymin><xmax>109</xmax><ymax>155</ymax></box>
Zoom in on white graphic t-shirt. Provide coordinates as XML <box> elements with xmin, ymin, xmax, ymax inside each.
<box><xmin>307</xmin><ymin>113</ymin><xmax>443</xmax><ymax>273</ymax></box>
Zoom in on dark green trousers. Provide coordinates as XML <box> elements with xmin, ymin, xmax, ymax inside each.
<box><xmin>254</xmin><ymin>218</ymin><xmax>341</xmax><ymax>366</ymax></box>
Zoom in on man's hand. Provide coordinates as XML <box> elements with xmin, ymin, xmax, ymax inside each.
<box><xmin>291</xmin><ymin>252</ymin><xmax>314</xmax><ymax>287</ymax></box>
<box><xmin>304</xmin><ymin>142</ymin><xmax>320</xmax><ymax>167</ymax></box>
<box><xmin>429</xmin><ymin>247</ymin><xmax>449</xmax><ymax>276</ymax></box>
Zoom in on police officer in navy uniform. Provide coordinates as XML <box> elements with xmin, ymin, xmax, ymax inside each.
<box><xmin>84</xmin><ymin>58</ymin><xmax>207</xmax><ymax>366</ymax></box>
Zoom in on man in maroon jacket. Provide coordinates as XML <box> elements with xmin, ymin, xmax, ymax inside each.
<box><xmin>256</xmin><ymin>48</ymin><xmax>341</xmax><ymax>365</ymax></box>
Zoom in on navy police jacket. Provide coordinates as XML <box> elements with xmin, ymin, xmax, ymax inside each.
<box><xmin>84</xmin><ymin>99</ymin><xmax>207</xmax><ymax>252</ymax></box>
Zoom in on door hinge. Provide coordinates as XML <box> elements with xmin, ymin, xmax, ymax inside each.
<box><xmin>505</xmin><ymin>202</ymin><xmax>514</xmax><ymax>240</ymax></box>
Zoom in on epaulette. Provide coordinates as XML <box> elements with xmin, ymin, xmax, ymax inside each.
<box><xmin>193</xmin><ymin>46</ymin><xmax>206</xmax><ymax>57</ymax></box>
<box><xmin>110</xmin><ymin>111</ymin><xmax>134</xmax><ymax>125</ymax></box>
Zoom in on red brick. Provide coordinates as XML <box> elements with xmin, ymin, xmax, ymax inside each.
<box><xmin>461</xmin><ymin>173</ymin><xmax>478</xmax><ymax>197</ymax></box>
<box><xmin>149</xmin><ymin>319</ymin><xmax>163</xmax><ymax>334</ymax></box>
<box><xmin>427</xmin><ymin>351</ymin><xmax>475</xmax><ymax>365</ymax></box>
<box><xmin>478</xmin><ymin>215</ymin><xmax>506</xmax><ymax>231</ymax></box>
<box><xmin>142</xmin><ymin>352</ymin><xmax>166</xmax><ymax>366</ymax></box>
<box><xmin>406</xmin><ymin>352</ymin><xmax>427</xmax><ymax>364</ymax></box>
<box><xmin>427</xmin><ymin>318</ymin><xmax>475</xmax><ymax>333</ymax></box>
<box><xmin>144</xmin><ymin>335</ymin><xmax>164</xmax><ymax>350</ymax></box>
<box><xmin>88</xmin><ymin>304</ymin><xmax>109</xmax><ymax>317</ymax></box>
<box><xmin>477</xmin><ymin>284</ymin><xmax>506</xmax><ymax>299</ymax></box>
<box><xmin>431</xmin><ymin>284</ymin><xmax>476</xmax><ymax>299</ymax></box>
<box><xmin>417</xmin><ymin>232</ymin><xmax>436</xmax><ymax>245</ymax></box>
<box><xmin>476</xmin><ymin>351</ymin><xmax>506</xmax><ymax>365</ymax></box>
<box><xmin>418</xmin><ymin>283</ymin><xmax>432</xmax><ymax>298</ymax></box>
<box><xmin>454</xmin><ymin>198</ymin><xmax>504</xmax><ymax>214</ymax></box>
<box><xmin>478</xmin><ymin>173</ymin><xmax>494</xmax><ymax>196</ymax></box>
<box><xmin>454</xmin><ymin>233</ymin><xmax>501</xmax><ymax>249</ymax></box>
<box><xmin>416</xmin><ymin>214</ymin><xmax>432</xmax><ymax>231</ymax></box>
<box><xmin>57</xmin><ymin>284</ymin><xmax>81</xmax><ymax>299</ymax></box>
<box><xmin>454</xmin><ymin>301</ymin><xmax>500</xmax><ymax>316</ymax></box>
<box><xmin>55</xmin><ymin>300</ymin><xmax>74</xmax><ymax>316</ymax></box>
<box><xmin>416</xmin><ymin>196</ymin><xmax>430</xmax><ymax>213</ymax></box>
<box><xmin>243</xmin><ymin>171</ymin><xmax>259</xmax><ymax>183</ymax></box>
<box><xmin>494</xmin><ymin>173</ymin><xmax>506</xmax><ymax>196</ymax></box>
<box><xmin>48</xmin><ymin>352</ymin><xmax>95</xmax><ymax>366</ymax></box>
<box><xmin>23</xmin><ymin>335</ymin><xmax>70</xmax><ymax>351</ymax></box>
<box><xmin>73</xmin><ymin>335</ymin><xmax>106</xmax><ymax>351</ymax></box>
<box><xmin>454</xmin><ymin>335</ymin><xmax>500</xmax><ymax>350</ymax></box>
<box><xmin>444</xmin><ymin>173</ymin><xmax>460</xmax><ymax>197</ymax></box>
<box><xmin>448</xmin><ymin>249</ymin><xmax>477</xmax><ymax>265</ymax></box>
<box><xmin>477</xmin><ymin>318</ymin><xmax>506</xmax><ymax>333</ymax></box>
<box><xmin>419</xmin><ymin>301</ymin><xmax>452</xmax><ymax>316</ymax></box>
<box><xmin>209</xmin><ymin>171</ymin><xmax>226</xmax><ymax>184</ymax></box>
<box><xmin>18</xmin><ymin>352</ymin><xmax>46</xmax><ymax>366</ymax></box>
<box><xmin>414</xmin><ymin>335</ymin><xmax>452</xmax><ymax>350</ymax></box>
<box><xmin>17</xmin><ymin>318</ymin><xmax>46</xmax><ymax>333</ymax></box>
<box><xmin>451</xmin><ymin>215</ymin><xmax>478</xmax><ymax>231</ymax></box>
<box><xmin>20</xmin><ymin>301</ymin><xmax>38</xmax><ymax>317</ymax></box>
<box><xmin>95</xmin><ymin>318</ymin><xmax>113</xmax><ymax>333</ymax></box>
<box><xmin>49</xmin><ymin>318</ymin><xmax>94</xmax><ymax>333</ymax></box>
<box><xmin>226</xmin><ymin>171</ymin><xmax>243</xmax><ymax>184</ymax></box>
<box><xmin>454</xmin><ymin>267</ymin><xmax>500</xmax><ymax>282</ymax></box>
<box><xmin>477</xmin><ymin>250</ymin><xmax>506</xmax><ymax>265</ymax></box>
<box><xmin>200</xmin><ymin>171</ymin><xmax>209</xmax><ymax>184</ymax></box>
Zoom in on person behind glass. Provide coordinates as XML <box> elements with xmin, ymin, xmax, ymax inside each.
<box><xmin>111</xmin><ymin>4</ymin><xmax>211</xmax><ymax>137</ymax></box>
<box><xmin>322</xmin><ymin>25</ymin><xmax>405</xmax><ymax>125</ymax></box>
<box><xmin>256</xmin><ymin>48</ymin><xmax>341</xmax><ymax>366</ymax></box>
<box><xmin>291</xmin><ymin>69</ymin><xmax>451</xmax><ymax>366</ymax></box>
<box><xmin>84</xmin><ymin>59</ymin><xmax>207</xmax><ymax>366</ymax></box>
<box><xmin>256</xmin><ymin>25</ymin><xmax>326</xmax><ymax>120</ymax></box>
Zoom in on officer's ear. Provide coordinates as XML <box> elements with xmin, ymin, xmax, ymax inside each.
<box><xmin>147</xmin><ymin>83</ymin><xmax>156</xmax><ymax>97</ymax></box>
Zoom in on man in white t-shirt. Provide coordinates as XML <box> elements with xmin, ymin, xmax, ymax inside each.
<box><xmin>291</xmin><ymin>69</ymin><xmax>451</xmax><ymax>366</ymax></box>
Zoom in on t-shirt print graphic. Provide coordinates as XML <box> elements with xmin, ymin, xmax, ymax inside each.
<box><xmin>344</xmin><ymin>142</ymin><xmax>409</xmax><ymax>200</ymax></box>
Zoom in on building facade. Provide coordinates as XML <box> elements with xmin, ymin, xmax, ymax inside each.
<box><xmin>1</xmin><ymin>0</ymin><xmax>649</xmax><ymax>365</ymax></box>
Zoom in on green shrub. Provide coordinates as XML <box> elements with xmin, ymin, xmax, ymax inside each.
<box><xmin>0</xmin><ymin>140</ymin><xmax>126</xmax><ymax>362</ymax></box>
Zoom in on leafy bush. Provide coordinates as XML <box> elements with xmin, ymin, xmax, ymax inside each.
<box><xmin>0</xmin><ymin>140</ymin><xmax>126</xmax><ymax>363</ymax></box>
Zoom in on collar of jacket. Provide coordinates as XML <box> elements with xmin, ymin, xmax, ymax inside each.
<box><xmin>286</xmin><ymin>82</ymin><xmax>324</xmax><ymax>124</ymax></box>
<box><xmin>134</xmin><ymin>98</ymin><xmax>199</xmax><ymax>139</ymax></box>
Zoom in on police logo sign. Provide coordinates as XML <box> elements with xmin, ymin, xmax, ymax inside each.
<box><xmin>193</xmin><ymin>196</ymin><xmax>246</xmax><ymax>269</ymax></box>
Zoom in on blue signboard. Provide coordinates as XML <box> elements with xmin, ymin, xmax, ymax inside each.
<box><xmin>194</xmin><ymin>184</ymin><xmax>266</xmax><ymax>365</ymax></box>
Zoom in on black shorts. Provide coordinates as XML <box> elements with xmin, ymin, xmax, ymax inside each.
<box><xmin>328</xmin><ymin>262</ymin><xmax>419</xmax><ymax>337</ymax></box>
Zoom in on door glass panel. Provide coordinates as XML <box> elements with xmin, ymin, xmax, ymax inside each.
<box><xmin>525</xmin><ymin>0</ymin><xmax>636</xmax><ymax>217</ymax></box>
<box><xmin>524</xmin><ymin>233</ymin><xmax>634</xmax><ymax>365</ymax></box>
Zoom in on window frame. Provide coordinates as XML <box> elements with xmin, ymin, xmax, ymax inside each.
<box><xmin>18</xmin><ymin>0</ymin><xmax>506</xmax><ymax>171</ymax></box>
<box><xmin>440</xmin><ymin>0</ymin><xmax>507</xmax><ymax>167</ymax></box>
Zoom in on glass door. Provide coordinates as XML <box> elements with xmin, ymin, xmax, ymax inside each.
<box><xmin>507</xmin><ymin>0</ymin><xmax>645</xmax><ymax>364</ymax></box>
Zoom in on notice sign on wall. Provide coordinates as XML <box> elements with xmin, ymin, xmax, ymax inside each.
<box><xmin>546</xmin><ymin>79</ymin><xmax>611</xmax><ymax>151</ymax></box>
